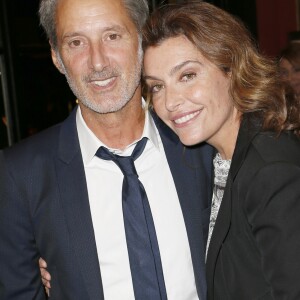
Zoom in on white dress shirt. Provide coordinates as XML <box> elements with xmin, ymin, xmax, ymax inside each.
<box><xmin>76</xmin><ymin>106</ymin><xmax>199</xmax><ymax>300</ymax></box>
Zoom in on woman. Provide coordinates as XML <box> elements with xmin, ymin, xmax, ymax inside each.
<box><xmin>279</xmin><ymin>42</ymin><xmax>300</xmax><ymax>97</ymax></box>
<box><xmin>142</xmin><ymin>2</ymin><xmax>300</xmax><ymax>299</ymax></box>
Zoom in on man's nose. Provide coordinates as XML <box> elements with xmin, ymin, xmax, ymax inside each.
<box><xmin>89</xmin><ymin>42</ymin><xmax>109</xmax><ymax>72</ymax></box>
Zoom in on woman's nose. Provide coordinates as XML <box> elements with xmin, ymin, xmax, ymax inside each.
<box><xmin>165</xmin><ymin>88</ymin><xmax>184</xmax><ymax>112</ymax></box>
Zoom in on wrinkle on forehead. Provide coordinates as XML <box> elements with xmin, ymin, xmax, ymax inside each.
<box><xmin>55</xmin><ymin>0</ymin><xmax>135</xmax><ymax>40</ymax></box>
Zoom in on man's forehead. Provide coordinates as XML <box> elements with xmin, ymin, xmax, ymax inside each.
<box><xmin>55</xmin><ymin>0</ymin><xmax>135</xmax><ymax>34</ymax></box>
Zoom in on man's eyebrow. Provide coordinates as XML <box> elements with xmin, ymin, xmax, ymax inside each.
<box><xmin>102</xmin><ymin>25</ymin><xmax>126</xmax><ymax>32</ymax></box>
<box><xmin>62</xmin><ymin>32</ymin><xmax>84</xmax><ymax>39</ymax></box>
<box><xmin>62</xmin><ymin>25</ymin><xmax>126</xmax><ymax>39</ymax></box>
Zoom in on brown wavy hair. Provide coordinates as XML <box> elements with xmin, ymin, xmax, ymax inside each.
<box><xmin>142</xmin><ymin>1</ymin><xmax>300</xmax><ymax>136</ymax></box>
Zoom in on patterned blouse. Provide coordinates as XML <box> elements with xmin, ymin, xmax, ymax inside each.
<box><xmin>206</xmin><ymin>153</ymin><xmax>231</xmax><ymax>259</ymax></box>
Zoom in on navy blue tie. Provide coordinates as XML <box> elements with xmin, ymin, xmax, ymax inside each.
<box><xmin>96</xmin><ymin>138</ymin><xmax>167</xmax><ymax>300</ymax></box>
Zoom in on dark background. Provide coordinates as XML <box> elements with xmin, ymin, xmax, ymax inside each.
<box><xmin>0</xmin><ymin>0</ymin><xmax>298</xmax><ymax>148</ymax></box>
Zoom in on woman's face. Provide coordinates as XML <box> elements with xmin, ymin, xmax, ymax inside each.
<box><xmin>143</xmin><ymin>35</ymin><xmax>239</xmax><ymax>156</ymax></box>
<box><xmin>279</xmin><ymin>58</ymin><xmax>300</xmax><ymax>96</ymax></box>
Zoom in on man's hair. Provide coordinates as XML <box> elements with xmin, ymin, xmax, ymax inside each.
<box><xmin>143</xmin><ymin>1</ymin><xmax>300</xmax><ymax>135</ymax></box>
<box><xmin>39</xmin><ymin>0</ymin><xmax>149</xmax><ymax>49</ymax></box>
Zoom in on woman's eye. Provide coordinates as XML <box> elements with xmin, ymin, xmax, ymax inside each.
<box><xmin>149</xmin><ymin>84</ymin><xmax>164</xmax><ymax>93</ymax></box>
<box><xmin>182</xmin><ymin>73</ymin><xmax>196</xmax><ymax>81</ymax></box>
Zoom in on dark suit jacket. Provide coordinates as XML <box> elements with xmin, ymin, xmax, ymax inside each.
<box><xmin>0</xmin><ymin>107</ymin><xmax>213</xmax><ymax>300</ymax></box>
<box><xmin>206</xmin><ymin>119</ymin><xmax>300</xmax><ymax>299</ymax></box>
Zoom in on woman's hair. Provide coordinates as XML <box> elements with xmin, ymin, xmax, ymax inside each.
<box><xmin>39</xmin><ymin>0</ymin><xmax>149</xmax><ymax>50</ymax></box>
<box><xmin>142</xmin><ymin>1</ymin><xmax>300</xmax><ymax>136</ymax></box>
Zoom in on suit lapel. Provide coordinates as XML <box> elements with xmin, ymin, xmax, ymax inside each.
<box><xmin>206</xmin><ymin>118</ymin><xmax>260</xmax><ymax>298</ymax></box>
<box><xmin>205</xmin><ymin>175</ymin><xmax>232</xmax><ymax>298</ymax></box>
<box><xmin>55</xmin><ymin>108</ymin><xmax>104</xmax><ymax>299</ymax></box>
<box><xmin>153</xmin><ymin>112</ymin><xmax>212</xmax><ymax>300</ymax></box>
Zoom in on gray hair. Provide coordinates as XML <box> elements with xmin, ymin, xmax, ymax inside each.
<box><xmin>38</xmin><ymin>0</ymin><xmax>149</xmax><ymax>49</ymax></box>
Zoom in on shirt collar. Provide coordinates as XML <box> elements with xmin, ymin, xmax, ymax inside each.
<box><xmin>76</xmin><ymin>103</ymin><xmax>160</xmax><ymax>165</ymax></box>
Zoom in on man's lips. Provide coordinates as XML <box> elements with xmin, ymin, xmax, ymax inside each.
<box><xmin>172</xmin><ymin>110</ymin><xmax>201</xmax><ymax>125</ymax></box>
<box><xmin>90</xmin><ymin>77</ymin><xmax>116</xmax><ymax>88</ymax></box>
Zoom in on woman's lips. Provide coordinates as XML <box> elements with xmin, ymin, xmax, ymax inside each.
<box><xmin>172</xmin><ymin>110</ymin><xmax>201</xmax><ymax>126</ymax></box>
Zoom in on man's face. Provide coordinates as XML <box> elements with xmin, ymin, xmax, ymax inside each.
<box><xmin>52</xmin><ymin>0</ymin><xmax>143</xmax><ymax>114</ymax></box>
<box><xmin>279</xmin><ymin>58</ymin><xmax>300</xmax><ymax>96</ymax></box>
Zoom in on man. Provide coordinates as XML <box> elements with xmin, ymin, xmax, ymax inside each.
<box><xmin>0</xmin><ymin>0</ymin><xmax>213</xmax><ymax>299</ymax></box>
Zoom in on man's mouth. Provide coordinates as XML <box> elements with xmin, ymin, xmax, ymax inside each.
<box><xmin>89</xmin><ymin>76</ymin><xmax>117</xmax><ymax>90</ymax></box>
<box><xmin>91</xmin><ymin>77</ymin><xmax>116</xmax><ymax>88</ymax></box>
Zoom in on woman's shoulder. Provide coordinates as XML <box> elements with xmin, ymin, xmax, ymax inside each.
<box><xmin>251</xmin><ymin>130</ymin><xmax>300</xmax><ymax>165</ymax></box>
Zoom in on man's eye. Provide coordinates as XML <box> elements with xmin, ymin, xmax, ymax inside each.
<box><xmin>69</xmin><ymin>40</ymin><xmax>82</xmax><ymax>47</ymax></box>
<box><xmin>280</xmin><ymin>69</ymin><xmax>288</xmax><ymax>78</ymax></box>
<box><xmin>108</xmin><ymin>34</ymin><xmax>119</xmax><ymax>40</ymax></box>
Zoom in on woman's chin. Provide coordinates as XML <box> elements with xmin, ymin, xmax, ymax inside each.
<box><xmin>179</xmin><ymin>136</ymin><xmax>205</xmax><ymax>147</ymax></box>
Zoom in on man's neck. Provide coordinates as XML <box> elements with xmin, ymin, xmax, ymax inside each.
<box><xmin>79</xmin><ymin>99</ymin><xmax>145</xmax><ymax>150</ymax></box>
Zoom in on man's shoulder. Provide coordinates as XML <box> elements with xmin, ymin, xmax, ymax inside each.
<box><xmin>2</xmin><ymin>122</ymin><xmax>63</xmax><ymax>162</ymax></box>
<box><xmin>3</xmin><ymin>108</ymin><xmax>78</xmax><ymax>160</ymax></box>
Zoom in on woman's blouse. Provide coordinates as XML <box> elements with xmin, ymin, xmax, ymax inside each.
<box><xmin>206</xmin><ymin>153</ymin><xmax>231</xmax><ymax>259</ymax></box>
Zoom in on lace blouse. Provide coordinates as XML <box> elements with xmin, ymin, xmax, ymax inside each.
<box><xmin>206</xmin><ymin>153</ymin><xmax>231</xmax><ymax>259</ymax></box>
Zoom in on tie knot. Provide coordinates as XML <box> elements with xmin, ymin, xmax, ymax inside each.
<box><xmin>95</xmin><ymin>137</ymin><xmax>148</xmax><ymax>177</ymax></box>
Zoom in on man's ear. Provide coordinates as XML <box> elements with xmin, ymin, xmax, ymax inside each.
<box><xmin>50</xmin><ymin>42</ymin><xmax>65</xmax><ymax>74</ymax></box>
